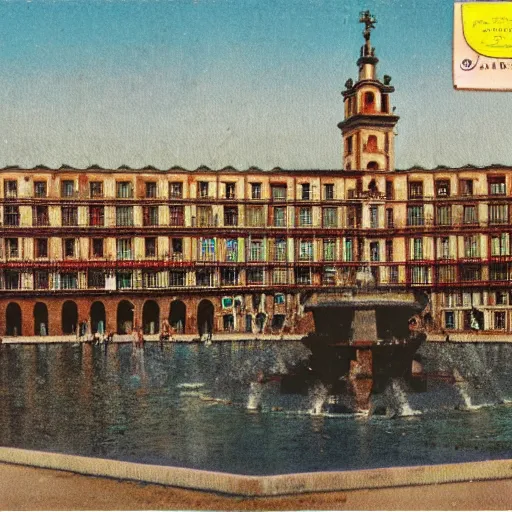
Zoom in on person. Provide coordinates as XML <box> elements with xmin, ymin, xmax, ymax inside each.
<box><xmin>137</xmin><ymin>328</ymin><xmax>145</xmax><ymax>349</ymax></box>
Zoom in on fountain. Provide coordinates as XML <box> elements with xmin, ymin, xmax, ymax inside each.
<box><xmin>301</xmin><ymin>268</ymin><xmax>426</xmax><ymax>413</ymax></box>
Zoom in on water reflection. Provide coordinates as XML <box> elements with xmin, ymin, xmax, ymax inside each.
<box><xmin>0</xmin><ymin>342</ymin><xmax>511</xmax><ymax>474</ymax></box>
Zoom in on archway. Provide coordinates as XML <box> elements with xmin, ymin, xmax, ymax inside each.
<box><xmin>6</xmin><ymin>302</ymin><xmax>22</xmax><ymax>336</ymax></box>
<box><xmin>34</xmin><ymin>302</ymin><xmax>48</xmax><ymax>336</ymax></box>
<box><xmin>62</xmin><ymin>300</ymin><xmax>78</xmax><ymax>335</ymax></box>
<box><xmin>117</xmin><ymin>300</ymin><xmax>134</xmax><ymax>334</ymax></box>
<box><xmin>142</xmin><ymin>300</ymin><xmax>159</xmax><ymax>335</ymax></box>
<box><xmin>197</xmin><ymin>299</ymin><xmax>214</xmax><ymax>336</ymax></box>
<box><xmin>90</xmin><ymin>301</ymin><xmax>106</xmax><ymax>334</ymax></box>
<box><xmin>367</xmin><ymin>161</ymin><xmax>379</xmax><ymax>170</ymax></box>
<box><xmin>169</xmin><ymin>300</ymin><xmax>186</xmax><ymax>333</ymax></box>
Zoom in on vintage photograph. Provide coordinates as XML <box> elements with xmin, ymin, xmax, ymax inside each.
<box><xmin>0</xmin><ymin>0</ymin><xmax>511</xmax><ymax>510</ymax></box>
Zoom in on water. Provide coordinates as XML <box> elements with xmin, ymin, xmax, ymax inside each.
<box><xmin>1</xmin><ymin>341</ymin><xmax>512</xmax><ymax>475</ymax></box>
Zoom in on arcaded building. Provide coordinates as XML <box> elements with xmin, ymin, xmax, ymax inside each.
<box><xmin>1</xmin><ymin>15</ymin><xmax>511</xmax><ymax>337</ymax></box>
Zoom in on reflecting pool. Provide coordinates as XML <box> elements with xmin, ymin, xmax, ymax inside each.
<box><xmin>0</xmin><ymin>341</ymin><xmax>512</xmax><ymax>475</ymax></box>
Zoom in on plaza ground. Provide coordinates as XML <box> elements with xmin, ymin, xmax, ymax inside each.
<box><xmin>1</xmin><ymin>462</ymin><xmax>512</xmax><ymax>510</ymax></box>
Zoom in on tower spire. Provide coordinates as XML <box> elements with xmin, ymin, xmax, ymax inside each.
<box><xmin>357</xmin><ymin>10</ymin><xmax>378</xmax><ymax>81</ymax></box>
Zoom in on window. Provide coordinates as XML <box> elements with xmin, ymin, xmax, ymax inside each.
<box><xmin>116</xmin><ymin>206</ymin><xmax>133</xmax><ymax>226</ymax></box>
<box><xmin>412</xmin><ymin>238</ymin><xmax>423</xmax><ymax>260</ymax></box>
<box><xmin>496</xmin><ymin>291</ymin><xmax>508</xmax><ymax>305</ymax></box>
<box><xmin>367</xmin><ymin>161</ymin><xmax>379</xmax><ymax>170</ymax></box>
<box><xmin>35</xmin><ymin>238</ymin><xmax>48</xmax><ymax>258</ymax></box>
<box><xmin>386</xmin><ymin>208</ymin><xmax>394</xmax><ymax>228</ymax></box>
<box><xmin>63</xmin><ymin>238</ymin><xmax>75</xmax><ymax>258</ymax></box>
<box><xmin>34</xmin><ymin>181</ymin><xmax>47</xmax><ymax>198</ymax></box>
<box><xmin>221</xmin><ymin>267</ymin><xmax>238</xmax><ymax>286</ymax></box>
<box><xmin>116</xmin><ymin>181</ymin><xmax>133</xmax><ymax>198</ymax></box>
<box><xmin>347</xmin><ymin>206</ymin><xmax>361</xmax><ymax>227</ymax></box>
<box><xmin>224</xmin><ymin>182</ymin><xmax>236</xmax><ymax>199</ymax></box>
<box><xmin>491</xmin><ymin>234</ymin><xmax>508</xmax><ymax>256</ymax></box>
<box><xmin>435</xmin><ymin>180</ymin><xmax>450</xmax><ymax>197</ymax></box>
<box><xmin>437</xmin><ymin>265</ymin><xmax>456</xmax><ymax>283</ymax></box>
<box><xmin>407</xmin><ymin>206</ymin><xmax>424</xmax><ymax>226</ymax></box>
<box><xmin>273</xmin><ymin>207</ymin><xmax>286</xmax><ymax>227</ymax></box>
<box><xmin>247</xmin><ymin>268</ymin><xmax>264</xmax><ymax>284</ymax></box>
<box><xmin>323</xmin><ymin>267</ymin><xmax>336</xmax><ymax>285</ymax></box>
<box><xmin>366</xmin><ymin>135</ymin><xmax>378</xmax><ymax>152</ymax></box>
<box><xmin>198</xmin><ymin>181</ymin><xmax>209</xmax><ymax>198</ymax></box>
<box><xmin>89</xmin><ymin>206</ymin><xmax>104</xmax><ymax>226</ymax></box>
<box><xmin>323</xmin><ymin>239</ymin><xmax>336</xmax><ymax>261</ymax></box>
<box><xmin>169</xmin><ymin>182</ymin><xmax>183</xmax><ymax>198</ymax></box>
<box><xmin>61</xmin><ymin>207</ymin><xmax>78</xmax><ymax>226</ymax></box>
<box><xmin>495</xmin><ymin>311</ymin><xmax>506</xmax><ymax>330</ymax></box>
<box><xmin>370</xmin><ymin>241</ymin><xmax>380</xmax><ymax>262</ymax></box>
<box><xmin>143</xmin><ymin>206</ymin><xmax>159</xmax><ymax>226</ymax></box>
<box><xmin>197</xmin><ymin>206</ymin><xmax>214</xmax><ymax>227</ymax></box>
<box><xmin>143</xmin><ymin>271</ymin><xmax>159</xmax><ymax>288</ymax></box>
<box><xmin>463</xmin><ymin>205</ymin><xmax>478</xmax><ymax>224</ymax></box>
<box><xmin>323</xmin><ymin>207</ymin><xmax>337</xmax><ymax>228</ymax></box>
<box><xmin>411</xmin><ymin>266</ymin><xmax>429</xmax><ymax>284</ymax></box>
<box><xmin>464</xmin><ymin>235</ymin><xmax>479</xmax><ymax>258</ymax></box>
<box><xmin>271</xmin><ymin>184</ymin><xmax>287</xmax><ymax>201</ymax></box>
<box><xmin>4</xmin><ymin>271</ymin><xmax>19</xmax><ymax>289</ymax></box>
<box><xmin>385</xmin><ymin>239</ymin><xmax>393</xmax><ymax>261</ymax></box>
<box><xmin>346</xmin><ymin>135</ymin><xmax>353</xmax><ymax>155</ymax></box>
<box><xmin>169</xmin><ymin>205</ymin><xmax>184</xmax><ymax>226</ymax></box>
<box><xmin>408</xmin><ymin>182</ymin><xmax>423</xmax><ymax>199</ymax></box>
<box><xmin>299</xmin><ymin>240</ymin><xmax>313</xmax><ymax>261</ymax></box>
<box><xmin>489</xmin><ymin>177</ymin><xmax>506</xmax><ymax>195</ymax></box>
<box><xmin>385</xmin><ymin>180</ymin><xmax>394</xmax><ymax>200</ymax></box>
<box><xmin>196</xmin><ymin>269</ymin><xmax>215</xmax><ymax>286</ymax></box>
<box><xmin>200</xmin><ymin>238</ymin><xmax>216</xmax><ymax>261</ymax></box>
<box><xmin>295</xmin><ymin>267</ymin><xmax>311</xmax><ymax>285</ymax></box>
<box><xmin>490</xmin><ymin>263</ymin><xmax>508</xmax><ymax>281</ymax></box>
<box><xmin>225</xmin><ymin>239</ymin><xmax>238</xmax><ymax>262</ymax></box>
<box><xmin>345</xmin><ymin>238</ymin><xmax>353</xmax><ymax>261</ymax></box>
<box><xmin>249</xmin><ymin>240</ymin><xmax>264</xmax><ymax>261</ymax></box>
<box><xmin>301</xmin><ymin>183</ymin><xmax>311</xmax><ymax>200</ymax></box>
<box><xmin>61</xmin><ymin>180</ymin><xmax>75</xmax><ymax>198</ymax></box>
<box><xmin>224</xmin><ymin>206</ymin><xmax>238</xmax><ymax>226</ymax></box>
<box><xmin>88</xmin><ymin>271</ymin><xmax>105</xmax><ymax>289</ymax></box>
<box><xmin>272</xmin><ymin>268</ymin><xmax>288</xmax><ymax>285</ymax></box>
<box><xmin>171</xmin><ymin>238</ymin><xmax>183</xmax><ymax>260</ymax></box>
<box><xmin>389</xmin><ymin>265</ymin><xmax>399</xmax><ymax>284</ymax></box>
<box><xmin>246</xmin><ymin>206</ymin><xmax>264</xmax><ymax>227</ymax></box>
<box><xmin>363</xmin><ymin>91</ymin><xmax>375</xmax><ymax>112</ymax></box>
<box><xmin>116</xmin><ymin>272</ymin><xmax>132</xmax><ymax>289</ymax></box>
<box><xmin>34</xmin><ymin>271</ymin><xmax>49</xmax><ymax>290</ymax></box>
<box><xmin>5</xmin><ymin>238</ymin><xmax>18</xmax><ymax>259</ymax></box>
<box><xmin>251</xmin><ymin>183</ymin><xmax>261</xmax><ymax>199</ymax></box>
<box><xmin>145</xmin><ymin>237</ymin><xmax>157</xmax><ymax>258</ymax></box>
<box><xmin>439</xmin><ymin>237</ymin><xmax>450</xmax><ymax>259</ymax></box>
<box><xmin>272</xmin><ymin>238</ymin><xmax>287</xmax><ymax>261</ymax></box>
<box><xmin>461</xmin><ymin>265</ymin><xmax>481</xmax><ymax>281</ymax></box>
<box><xmin>4</xmin><ymin>206</ymin><xmax>19</xmax><ymax>226</ymax></box>
<box><xmin>382</xmin><ymin>94</ymin><xmax>389</xmax><ymax>113</ymax></box>
<box><xmin>299</xmin><ymin>207</ymin><xmax>312</xmax><ymax>226</ymax></box>
<box><xmin>169</xmin><ymin>270</ymin><xmax>185</xmax><ymax>286</ymax></box>
<box><xmin>445</xmin><ymin>311</ymin><xmax>455</xmax><ymax>329</ymax></box>
<box><xmin>33</xmin><ymin>206</ymin><xmax>49</xmax><ymax>226</ymax></box>
<box><xmin>324</xmin><ymin>184</ymin><xmax>334</xmax><ymax>200</ymax></box>
<box><xmin>459</xmin><ymin>179</ymin><xmax>474</xmax><ymax>196</ymax></box>
<box><xmin>116</xmin><ymin>239</ymin><xmax>132</xmax><ymax>260</ymax></box>
<box><xmin>61</xmin><ymin>273</ymin><xmax>78</xmax><ymax>289</ymax></box>
<box><xmin>489</xmin><ymin>203</ymin><xmax>508</xmax><ymax>224</ymax></box>
<box><xmin>92</xmin><ymin>238</ymin><xmax>104</xmax><ymax>258</ymax></box>
<box><xmin>436</xmin><ymin>205</ymin><xmax>451</xmax><ymax>226</ymax></box>
<box><xmin>145</xmin><ymin>182</ymin><xmax>157</xmax><ymax>198</ymax></box>
<box><xmin>89</xmin><ymin>181</ymin><xmax>103</xmax><ymax>198</ymax></box>
<box><xmin>369</xmin><ymin>206</ymin><xmax>378</xmax><ymax>228</ymax></box>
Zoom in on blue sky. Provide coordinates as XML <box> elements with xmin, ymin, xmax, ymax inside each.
<box><xmin>0</xmin><ymin>0</ymin><xmax>508</xmax><ymax>170</ymax></box>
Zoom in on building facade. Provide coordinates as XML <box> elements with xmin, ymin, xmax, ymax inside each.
<box><xmin>0</xmin><ymin>15</ymin><xmax>511</xmax><ymax>337</ymax></box>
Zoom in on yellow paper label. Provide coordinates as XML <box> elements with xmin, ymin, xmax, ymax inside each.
<box><xmin>462</xmin><ymin>2</ymin><xmax>512</xmax><ymax>58</ymax></box>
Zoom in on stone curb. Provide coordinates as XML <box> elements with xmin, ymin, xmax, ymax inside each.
<box><xmin>0</xmin><ymin>447</ymin><xmax>511</xmax><ymax>496</ymax></box>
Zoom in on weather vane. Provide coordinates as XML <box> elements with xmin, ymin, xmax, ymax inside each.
<box><xmin>359</xmin><ymin>10</ymin><xmax>376</xmax><ymax>40</ymax></box>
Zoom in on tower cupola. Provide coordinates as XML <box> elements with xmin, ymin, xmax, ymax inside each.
<box><xmin>338</xmin><ymin>11</ymin><xmax>399</xmax><ymax>172</ymax></box>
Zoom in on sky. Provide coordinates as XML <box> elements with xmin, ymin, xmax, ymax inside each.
<box><xmin>0</xmin><ymin>0</ymin><xmax>509</xmax><ymax>170</ymax></box>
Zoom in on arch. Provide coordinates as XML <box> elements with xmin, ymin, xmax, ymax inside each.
<box><xmin>367</xmin><ymin>161</ymin><xmax>379</xmax><ymax>170</ymax></box>
<box><xmin>169</xmin><ymin>299</ymin><xmax>186</xmax><ymax>333</ymax></box>
<box><xmin>62</xmin><ymin>300</ymin><xmax>78</xmax><ymax>335</ymax></box>
<box><xmin>142</xmin><ymin>300</ymin><xmax>159</xmax><ymax>335</ymax></box>
<box><xmin>363</xmin><ymin>91</ymin><xmax>375</xmax><ymax>112</ymax></box>
<box><xmin>366</xmin><ymin>135</ymin><xmax>378</xmax><ymax>152</ymax></box>
<box><xmin>256</xmin><ymin>312</ymin><xmax>267</xmax><ymax>334</ymax></box>
<box><xmin>197</xmin><ymin>299</ymin><xmax>214</xmax><ymax>336</ymax></box>
<box><xmin>117</xmin><ymin>300</ymin><xmax>134</xmax><ymax>334</ymax></box>
<box><xmin>6</xmin><ymin>302</ymin><xmax>22</xmax><ymax>336</ymax></box>
<box><xmin>34</xmin><ymin>302</ymin><xmax>48</xmax><ymax>336</ymax></box>
<box><xmin>90</xmin><ymin>301</ymin><xmax>106</xmax><ymax>334</ymax></box>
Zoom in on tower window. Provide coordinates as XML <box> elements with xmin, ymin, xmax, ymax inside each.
<box><xmin>363</xmin><ymin>91</ymin><xmax>375</xmax><ymax>113</ymax></box>
<box><xmin>382</xmin><ymin>94</ymin><xmax>389</xmax><ymax>113</ymax></box>
<box><xmin>346</xmin><ymin>135</ymin><xmax>353</xmax><ymax>155</ymax></box>
<box><xmin>367</xmin><ymin>161</ymin><xmax>379</xmax><ymax>170</ymax></box>
<box><xmin>366</xmin><ymin>135</ymin><xmax>378</xmax><ymax>152</ymax></box>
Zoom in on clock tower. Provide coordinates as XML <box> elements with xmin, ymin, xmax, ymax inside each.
<box><xmin>338</xmin><ymin>11</ymin><xmax>399</xmax><ymax>172</ymax></box>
